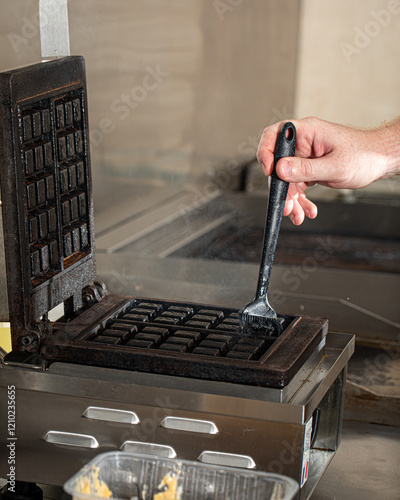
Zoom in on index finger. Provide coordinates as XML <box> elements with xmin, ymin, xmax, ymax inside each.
<box><xmin>256</xmin><ymin>120</ymin><xmax>290</xmax><ymax>175</ymax></box>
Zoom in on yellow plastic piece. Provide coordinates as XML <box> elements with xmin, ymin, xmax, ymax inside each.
<box><xmin>0</xmin><ymin>322</ymin><xmax>11</xmax><ymax>352</ymax></box>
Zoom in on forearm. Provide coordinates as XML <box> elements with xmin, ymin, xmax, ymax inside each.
<box><xmin>377</xmin><ymin>117</ymin><xmax>400</xmax><ymax>179</ymax></box>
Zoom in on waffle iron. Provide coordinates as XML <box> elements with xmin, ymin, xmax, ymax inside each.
<box><xmin>0</xmin><ymin>57</ymin><xmax>354</xmax><ymax>499</ymax></box>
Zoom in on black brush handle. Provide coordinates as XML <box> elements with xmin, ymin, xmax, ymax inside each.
<box><xmin>255</xmin><ymin>122</ymin><xmax>296</xmax><ymax>298</ymax></box>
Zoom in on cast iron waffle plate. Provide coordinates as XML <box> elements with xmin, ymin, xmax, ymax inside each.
<box><xmin>24</xmin><ymin>91</ymin><xmax>89</xmax><ymax>286</ymax></box>
<box><xmin>0</xmin><ymin>56</ymin><xmax>95</xmax><ymax>349</ymax></box>
<box><xmin>42</xmin><ymin>295</ymin><xmax>328</xmax><ymax>388</ymax></box>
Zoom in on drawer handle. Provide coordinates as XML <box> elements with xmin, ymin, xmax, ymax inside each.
<box><xmin>83</xmin><ymin>406</ymin><xmax>139</xmax><ymax>424</ymax></box>
<box><xmin>198</xmin><ymin>451</ymin><xmax>256</xmax><ymax>469</ymax></box>
<box><xmin>43</xmin><ymin>430</ymin><xmax>99</xmax><ymax>448</ymax></box>
<box><xmin>121</xmin><ymin>441</ymin><xmax>176</xmax><ymax>458</ymax></box>
<box><xmin>161</xmin><ymin>417</ymin><xmax>218</xmax><ymax>435</ymax></box>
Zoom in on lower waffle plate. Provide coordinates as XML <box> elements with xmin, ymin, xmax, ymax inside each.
<box><xmin>42</xmin><ymin>294</ymin><xmax>328</xmax><ymax>388</ymax></box>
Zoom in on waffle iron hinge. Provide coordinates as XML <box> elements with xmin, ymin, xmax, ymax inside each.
<box><xmin>20</xmin><ymin>317</ymin><xmax>53</xmax><ymax>351</ymax></box>
<box><xmin>18</xmin><ymin>280</ymin><xmax>108</xmax><ymax>353</ymax></box>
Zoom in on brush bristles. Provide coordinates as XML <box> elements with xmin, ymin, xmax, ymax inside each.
<box><xmin>239</xmin><ymin>297</ymin><xmax>282</xmax><ymax>337</ymax></box>
<box><xmin>240</xmin><ymin>315</ymin><xmax>283</xmax><ymax>337</ymax></box>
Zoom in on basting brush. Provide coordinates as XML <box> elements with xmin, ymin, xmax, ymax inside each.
<box><xmin>240</xmin><ymin>122</ymin><xmax>296</xmax><ymax>337</ymax></box>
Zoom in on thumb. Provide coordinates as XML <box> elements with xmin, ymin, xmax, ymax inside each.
<box><xmin>276</xmin><ymin>156</ymin><xmax>333</xmax><ymax>184</ymax></box>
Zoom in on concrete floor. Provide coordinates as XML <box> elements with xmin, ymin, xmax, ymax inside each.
<box><xmin>312</xmin><ymin>421</ymin><xmax>400</xmax><ymax>499</ymax></box>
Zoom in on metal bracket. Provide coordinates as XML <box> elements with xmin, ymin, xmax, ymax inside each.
<box><xmin>39</xmin><ymin>0</ymin><xmax>70</xmax><ymax>59</ymax></box>
<box><xmin>2</xmin><ymin>351</ymin><xmax>47</xmax><ymax>370</ymax></box>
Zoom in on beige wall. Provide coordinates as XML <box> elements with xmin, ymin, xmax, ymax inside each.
<box><xmin>295</xmin><ymin>0</ymin><xmax>400</xmax><ymax>128</ymax></box>
<box><xmin>0</xmin><ymin>1</ymin><xmax>41</xmax><ymax>70</ymax></box>
<box><xmin>0</xmin><ymin>0</ymin><xmax>299</xmax><ymax>181</ymax></box>
<box><xmin>1</xmin><ymin>0</ymin><xmax>399</xmax><ymax>180</ymax></box>
<box><xmin>67</xmin><ymin>0</ymin><xmax>299</xmax><ymax>179</ymax></box>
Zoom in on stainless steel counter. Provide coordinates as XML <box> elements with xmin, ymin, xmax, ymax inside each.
<box><xmin>1</xmin><ymin>420</ymin><xmax>399</xmax><ymax>499</ymax></box>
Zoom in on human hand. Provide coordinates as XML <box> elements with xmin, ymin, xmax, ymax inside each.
<box><xmin>257</xmin><ymin>116</ymin><xmax>400</xmax><ymax>225</ymax></box>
